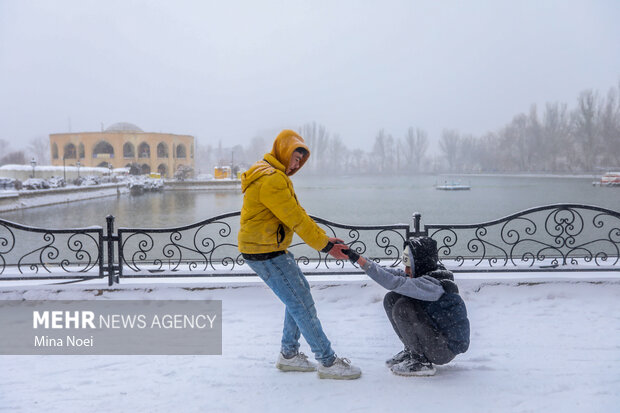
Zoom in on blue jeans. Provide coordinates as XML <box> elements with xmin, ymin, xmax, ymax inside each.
<box><xmin>246</xmin><ymin>252</ymin><xmax>336</xmax><ymax>365</ymax></box>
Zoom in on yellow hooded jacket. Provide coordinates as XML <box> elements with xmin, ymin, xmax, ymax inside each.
<box><xmin>238</xmin><ymin>130</ymin><xmax>329</xmax><ymax>254</ymax></box>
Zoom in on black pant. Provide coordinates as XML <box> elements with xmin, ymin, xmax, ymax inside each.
<box><xmin>383</xmin><ymin>291</ymin><xmax>456</xmax><ymax>365</ymax></box>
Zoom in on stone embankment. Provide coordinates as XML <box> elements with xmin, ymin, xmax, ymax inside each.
<box><xmin>0</xmin><ymin>184</ymin><xmax>128</xmax><ymax>213</ymax></box>
<box><xmin>0</xmin><ymin>180</ymin><xmax>241</xmax><ymax>213</ymax></box>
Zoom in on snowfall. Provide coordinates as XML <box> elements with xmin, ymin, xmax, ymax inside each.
<box><xmin>0</xmin><ymin>272</ymin><xmax>618</xmax><ymax>413</ymax></box>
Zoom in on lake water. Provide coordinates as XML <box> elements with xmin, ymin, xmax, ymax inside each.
<box><xmin>1</xmin><ymin>174</ymin><xmax>619</xmax><ymax>229</ymax></box>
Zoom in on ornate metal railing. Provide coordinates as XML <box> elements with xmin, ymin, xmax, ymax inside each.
<box><xmin>1</xmin><ymin>203</ymin><xmax>619</xmax><ymax>285</ymax></box>
<box><xmin>417</xmin><ymin>204</ymin><xmax>620</xmax><ymax>272</ymax></box>
<box><xmin>116</xmin><ymin>212</ymin><xmax>410</xmax><ymax>278</ymax></box>
<box><xmin>0</xmin><ymin>219</ymin><xmax>104</xmax><ymax>280</ymax></box>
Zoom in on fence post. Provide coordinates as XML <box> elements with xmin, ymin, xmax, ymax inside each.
<box><xmin>412</xmin><ymin>212</ymin><xmax>422</xmax><ymax>237</ymax></box>
<box><xmin>105</xmin><ymin>215</ymin><xmax>118</xmax><ymax>286</ymax></box>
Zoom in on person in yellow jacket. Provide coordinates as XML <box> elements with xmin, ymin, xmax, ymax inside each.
<box><xmin>239</xmin><ymin>129</ymin><xmax>361</xmax><ymax>380</ymax></box>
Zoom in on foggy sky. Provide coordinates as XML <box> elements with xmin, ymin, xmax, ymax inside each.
<box><xmin>1</xmin><ymin>0</ymin><xmax>619</xmax><ymax>155</ymax></box>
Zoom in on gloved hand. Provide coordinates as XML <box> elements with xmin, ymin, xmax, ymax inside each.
<box><xmin>342</xmin><ymin>249</ymin><xmax>360</xmax><ymax>264</ymax></box>
<box><xmin>322</xmin><ymin>237</ymin><xmax>349</xmax><ymax>260</ymax></box>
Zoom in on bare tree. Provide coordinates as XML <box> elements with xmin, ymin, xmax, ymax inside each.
<box><xmin>572</xmin><ymin>90</ymin><xmax>600</xmax><ymax>171</ymax></box>
<box><xmin>542</xmin><ymin>102</ymin><xmax>570</xmax><ymax>171</ymax></box>
<box><xmin>0</xmin><ymin>150</ymin><xmax>26</xmax><ymax>166</ymax></box>
<box><xmin>500</xmin><ymin>114</ymin><xmax>529</xmax><ymax>171</ymax></box>
<box><xmin>213</xmin><ymin>80</ymin><xmax>620</xmax><ymax>175</ymax></box>
<box><xmin>476</xmin><ymin>132</ymin><xmax>502</xmax><ymax>172</ymax></box>
<box><xmin>195</xmin><ymin>142</ymin><xmax>215</xmax><ymax>175</ymax></box>
<box><xmin>348</xmin><ymin>149</ymin><xmax>367</xmax><ymax>173</ymax></box>
<box><xmin>299</xmin><ymin>122</ymin><xmax>330</xmax><ymax>173</ymax></box>
<box><xmin>439</xmin><ymin>129</ymin><xmax>460</xmax><ymax>172</ymax></box>
<box><xmin>526</xmin><ymin>105</ymin><xmax>543</xmax><ymax>171</ymax></box>
<box><xmin>326</xmin><ymin>135</ymin><xmax>347</xmax><ymax>173</ymax></box>
<box><xmin>373</xmin><ymin>129</ymin><xmax>388</xmax><ymax>173</ymax></box>
<box><xmin>27</xmin><ymin>136</ymin><xmax>50</xmax><ymax>165</ymax></box>
<box><xmin>599</xmin><ymin>84</ymin><xmax>620</xmax><ymax>167</ymax></box>
<box><xmin>458</xmin><ymin>134</ymin><xmax>477</xmax><ymax>172</ymax></box>
<box><xmin>385</xmin><ymin>133</ymin><xmax>396</xmax><ymax>174</ymax></box>
<box><xmin>403</xmin><ymin>127</ymin><xmax>429</xmax><ymax>173</ymax></box>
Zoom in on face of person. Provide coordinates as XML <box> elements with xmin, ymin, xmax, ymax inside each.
<box><xmin>405</xmin><ymin>266</ymin><xmax>412</xmax><ymax>277</ymax></box>
<box><xmin>286</xmin><ymin>151</ymin><xmax>304</xmax><ymax>175</ymax></box>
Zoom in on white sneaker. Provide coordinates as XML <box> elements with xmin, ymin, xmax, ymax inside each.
<box><xmin>276</xmin><ymin>352</ymin><xmax>317</xmax><ymax>372</ymax></box>
<box><xmin>317</xmin><ymin>357</ymin><xmax>362</xmax><ymax>380</ymax></box>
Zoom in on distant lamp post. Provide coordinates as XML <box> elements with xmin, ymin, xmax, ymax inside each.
<box><xmin>76</xmin><ymin>160</ymin><xmax>81</xmax><ymax>179</ymax></box>
<box><xmin>62</xmin><ymin>156</ymin><xmax>66</xmax><ymax>182</ymax></box>
<box><xmin>108</xmin><ymin>163</ymin><xmax>113</xmax><ymax>176</ymax></box>
<box><xmin>30</xmin><ymin>158</ymin><xmax>37</xmax><ymax>178</ymax></box>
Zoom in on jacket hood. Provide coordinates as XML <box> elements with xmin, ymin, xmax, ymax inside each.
<box><xmin>240</xmin><ymin>129</ymin><xmax>310</xmax><ymax>192</ymax></box>
<box><xmin>270</xmin><ymin>129</ymin><xmax>310</xmax><ymax>176</ymax></box>
<box><xmin>405</xmin><ymin>236</ymin><xmax>440</xmax><ymax>277</ymax></box>
<box><xmin>241</xmin><ymin>159</ymin><xmax>276</xmax><ymax>193</ymax></box>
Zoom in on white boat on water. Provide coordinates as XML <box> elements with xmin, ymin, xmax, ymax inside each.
<box><xmin>593</xmin><ymin>171</ymin><xmax>620</xmax><ymax>187</ymax></box>
<box><xmin>436</xmin><ymin>182</ymin><xmax>471</xmax><ymax>190</ymax></box>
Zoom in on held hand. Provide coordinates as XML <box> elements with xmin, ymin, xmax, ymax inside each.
<box><xmin>327</xmin><ymin>243</ymin><xmax>350</xmax><ymax>260</ymax></box>
<box><xmin>329</xmin><ymin>237</ymin><xmax>345</xmax><ymax>245</ymax></box>
<box><xmin>342</xmin><ymin>249</ymin><xmax>360</xmax><ymax>264</ymax></box>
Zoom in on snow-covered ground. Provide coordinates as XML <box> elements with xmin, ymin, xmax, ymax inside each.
<box><xmin>0</xmin><ymin>274</ymin><xmax>618</xmax><ymax>413</ymax></box>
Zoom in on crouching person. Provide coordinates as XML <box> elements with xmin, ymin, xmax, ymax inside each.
<box><xmin>343</xmin><ymin>237</ymin><xmax>470</xmax><ymax>376</ymax></box>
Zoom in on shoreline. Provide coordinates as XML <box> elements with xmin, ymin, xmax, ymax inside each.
<box><xmin>437</xmin><ymin>172</ymin><xmax>598</xmax><ymax>179</ymax></box>
<box><xmin>0</xmin><ymin>180</ymin><xmax>242</xmax><ymax>213</ymax></box>
<box><xmin>0</xmin><ymin>183</ymin><xmax>128</xmax><ymax>213</ymax></box>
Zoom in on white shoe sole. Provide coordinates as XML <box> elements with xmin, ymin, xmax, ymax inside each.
<box><xmin>391</xmin><ymin>368</ymin><xmax>436</xmax><ymax>377</ymax></box>
<box><xmin>276</xmin><ymin>363</ymin><xmax>317</xmax><ymax>372</ymax></box>
<box><xmin>317</xmin><ymin>370</ymin><xmax>362</xmax><ymax>380</ymax></box>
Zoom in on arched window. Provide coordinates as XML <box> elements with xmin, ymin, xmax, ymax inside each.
<box><xmin>157</xmin><ymin>163</ymin><xmax>168</xmax><ymax>177</ymax></box>
<box><xmin>63</xmin><ymin>143</ymin><xmax>76</xmax><ymax>159</ymax></box>
<box><xmin>138</xmin><ymin>142</ymin><xmax>150</xmax><ymax>158</ymax></box>
<box><xmin>157</xmin><ymin>142</ymin><xmax>169</xmax><ymax>158</ymax></box>
<box><xmin>78</xmin><ymin>143</ymin><xmax>85</xmax><ymax>159</ymax></box>
<box><xmin>141</xmin><ymin>163</ymin><xmax>151</xmax><ymax>174</ymax></box>
<box><xmin>176</xmin><ymin>144</ymin><xmax>186</xmax><ymax>159</ymax></box>
<box><xmin>123</xmin><ymin>142</ymin><xmax>135</xmax><ymax>158</ymax></box>
<box><xmin>92</xmin><ymin>141</ymin><xmax>115</xmax><ymax>158</ymax></box>
<box><xmin>52</xmin><ymin>143</ymin><xmax>59</xmax><ymax>159</ymax></box>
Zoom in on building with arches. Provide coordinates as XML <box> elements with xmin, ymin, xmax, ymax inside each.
<box><xmin>49</xmin><ymin>122</ymin><xmax>195</xmax><ymax>178</ymax></box>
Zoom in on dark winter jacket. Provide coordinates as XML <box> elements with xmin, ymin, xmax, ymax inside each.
<box><xmin>406</xmin><ymin>236</ymin><xmax>470</xmax><ymax>353</ymax></box>
<box><xmin>362</xmin><ymin>236</ymin><xmax>470</xmax><ymax>354</ymax></box>
<box><xmin>417</xmin><ymin>276</ymin><xmax>470</xmax><ymax>355</ymax></box>
<box><xmin>364</xmin><ymin>261</ymin><xmax>470</xmax><ymax>355</ymax></box>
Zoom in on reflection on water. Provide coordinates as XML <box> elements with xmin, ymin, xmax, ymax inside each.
<box><xmin>2</xmin><ymin>175</ymin><xmax>620</xmax><ymax>229</ymax></box>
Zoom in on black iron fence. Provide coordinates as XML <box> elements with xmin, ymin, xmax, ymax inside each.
<box><xmin>0</xmin><ymin>220</ymin><xmax>103</xmax><ymax>281</ymax></box>
<box><xmin>419</xmin><ymin>204</ymin><xmax>620</xmax><ymax>272</ymax></box>
<box><xmin>1</xmin><ymin>204</ymin><xmax>619</xmax><ymax>285</ymax></box>
<box><xmin>116</xmin><ymin>213</ymin><xmax>409</xmax><ymax>280</ymax></box>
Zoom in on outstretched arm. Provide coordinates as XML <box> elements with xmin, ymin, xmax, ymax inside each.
<box><xmin>344</xmin><ymin>250</ymin><xmax>444</xmax><ymax>301</ymax></box>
